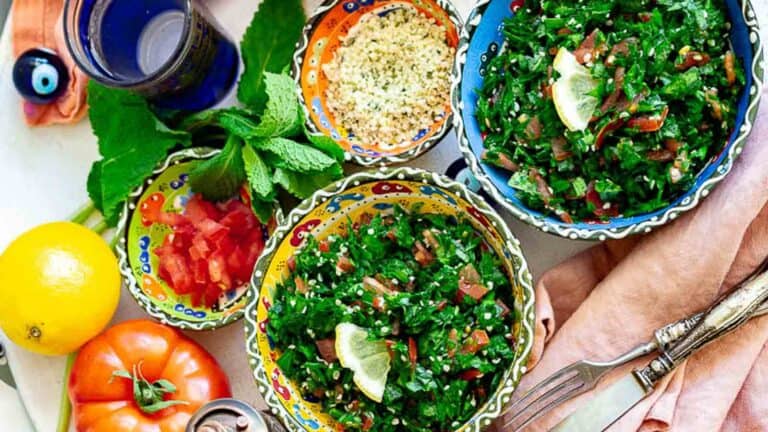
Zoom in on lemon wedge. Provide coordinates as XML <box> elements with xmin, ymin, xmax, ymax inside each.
<box><xmin>551</xmin><ymin>47</ymin><xmax>600</xmax><ymax>132</ymax></box>
<box><xmin>335</xmin><ymin>323</ymin><xmax>391</xmax><ymax>402</ymax></box>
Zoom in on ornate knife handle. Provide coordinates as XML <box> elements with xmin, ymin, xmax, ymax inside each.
<box><xmin>637</xmin><ymin>270</ymin><xmax>768</xmax><ymax>388</ymax></box>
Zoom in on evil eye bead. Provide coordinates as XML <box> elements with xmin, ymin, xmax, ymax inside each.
<box><xmin>13</xmin><ymin>48</ymin><xmax>69</xmax><ymax>105</ymax></box>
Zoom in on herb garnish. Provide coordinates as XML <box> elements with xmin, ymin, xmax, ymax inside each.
<box><xmin>86</xmin><ymin>0</ymin><xmax>343</xmax><ymax>225</ymax></box>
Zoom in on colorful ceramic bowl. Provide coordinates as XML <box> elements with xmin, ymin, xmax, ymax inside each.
<box><xmin>115</xmin><ymin>148</ymin><xmax>280</xmax><ymax>330</ymax></box>
<box><xmin>452</xmin><ymin>0</ymin><xmax>765</xmax><ymax>241</ymax></box>
<box><xmin>292</xmin><ymin>0</ymin><xmax>463</xmax><ymax>166</ymax></box>
<box><xmin>244</xmin><ymin>167</ymin><xmax>536</xmax><ymax>432</ymax></box>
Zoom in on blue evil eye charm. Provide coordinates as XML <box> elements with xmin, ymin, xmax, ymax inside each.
<box><xmin>13</xmin><ymin>49</ymin><xmax>69</xmax><ymax>105</ymax></box>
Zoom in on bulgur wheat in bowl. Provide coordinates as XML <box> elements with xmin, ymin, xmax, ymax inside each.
<box><xmin>292</xmin><ymin>0</ymin><xmax>463</xmax><ymax>166</ymax></box>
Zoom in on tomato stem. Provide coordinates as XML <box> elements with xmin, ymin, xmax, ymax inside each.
<box><xmin>112</xmin><ymin>363</ymin><xmax>189</xmax><ymax>415</ymax></box>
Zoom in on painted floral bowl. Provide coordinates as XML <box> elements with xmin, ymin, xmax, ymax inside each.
<box><xmin>453</xmin><ymin>0</ymin><xmax>765</xmax><ymax>241</ymax></box>
<box><xmin>244</xmin><ymin>167</ymin><xmax>536</xmax><ymax>432</ymax></box>
<box><xmin>292</xmin><ymin>0</ymin><xmax>463</xmax><ymax>166</ymax></box>
<box><xmin>115</xmin><ymin>148</ymin><xmax>279</xmax><ymax>331</ymax></box>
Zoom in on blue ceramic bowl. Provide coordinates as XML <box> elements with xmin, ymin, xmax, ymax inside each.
<box><xmin>452</xmin><ymin>0</ymin><xmax>765</xmax><ymax>241</ymax></box>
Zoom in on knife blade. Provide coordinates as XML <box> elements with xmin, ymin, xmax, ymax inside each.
<box><xmin>551</xmin><ymin>371</ymin><xmax>651</xmax><ymax>432</ymax></box>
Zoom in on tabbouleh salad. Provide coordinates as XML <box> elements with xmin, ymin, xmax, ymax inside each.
<box><xmin>477</xmin><ymin>0</ymin><xmax>745</xmax><ymax>223</ymax></box>
<box><xmin>268</xmin><ymin>206</ymin><xmax>517</xmax><ymax>431</ymax></box>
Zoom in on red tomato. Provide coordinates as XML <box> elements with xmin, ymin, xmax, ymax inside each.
<box><xmin>408</xmin><ymin>337</ymin><xmax>418</xmax><ymax>369</ymax></box>
<box><xmin>68</xmin><ymin>320</ymin><xmax>231</xmax><ymax>432</ymax></box>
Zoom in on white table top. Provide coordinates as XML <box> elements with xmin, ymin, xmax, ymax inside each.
<box><xmin>1</xmin><ymin>1</ymin><xmax>764</xmax><ymax>431</ymax></box>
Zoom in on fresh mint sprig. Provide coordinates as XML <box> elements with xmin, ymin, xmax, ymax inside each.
<box><xmin>85</xmin><ymin>0</ymin><xmax>344</xmax><ymax>225</ymax></box>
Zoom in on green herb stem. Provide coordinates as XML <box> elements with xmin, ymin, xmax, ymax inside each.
<box><xmin>56</xmin><ymin>352</ymin><xmax>76</xmax><ymax>432</ymax></box>
<box><xmin>68</xmin><ymin>202</ymin><xmax>96</xmax><ymax>226</ymax></box>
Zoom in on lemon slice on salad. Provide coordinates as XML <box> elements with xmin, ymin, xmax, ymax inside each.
<box><xmin>552</xmin><ymin>47</ymin><xmax>600</xmax><ymax>132</ymax></box>
<box><xmin>335</xmin><ymin>323</ymin><xmax>391</xmax><ymax>402</ymax></box>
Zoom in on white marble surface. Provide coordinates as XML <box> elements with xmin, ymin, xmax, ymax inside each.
<box><xmin>0</xmin><ymin>1</ymin><xmax>764</xmax><ymax>431</ymax></box>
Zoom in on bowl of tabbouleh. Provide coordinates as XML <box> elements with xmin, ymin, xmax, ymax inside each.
<box><xmin>244</xmin><ymin>167</ymin><xmax>536</xmax><ymax>432</ymax></box>
<box><xmin>453</xmin><ymin>0</ymin><xmax>764</xmax><ymax>240</ymax></box>
<box><xmin>292</xmin><ymin>0</ymin><xmax>463</xmax><ymax>166</ymax></box>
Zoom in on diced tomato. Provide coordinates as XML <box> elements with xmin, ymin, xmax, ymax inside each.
<box><xmin>287</xmin><ymin>255</ymin><xmax>297</xmax><ymax>272</ymax></box>
<box><xmin>161</xmin><ymin>253</ymin><xmax>194</xmax><ymax>294</ymax></box>
<box><xmin>413</xmin><ymin>241</ymin><xmax>434</xmax><ymax>267</ymax></box>
<box><xmin>157</xmin><ymin>211</ymin><xmax>189</xmax><ymax>228</ymax></box>
<box><xmin>459</xmin><ymin>369</ymin><xmax>485</xmax><ymax>381</ymax></box>
<box><xmin>185</xmin><ymin>194</ymin><xmax>221</xmax><ymax>224</ymax></box>
<box><xmin>627</xmin><ymin>106</ymin><xmax>669</xmax><ymax>132</ymax></box>
<box><xmin>227</xmin><ymin>245</ymin><xmax>250</xmax><ymax>284</ymax></box>
<box><xmin>361</xmin><ymin>415</ymin><xmax>373</xmax><ymax>431</ymax></box>
<box><xmin>336</xmin><ymin>256</ymin><xmax>355</xmax><ymax>273</ymax></box>
<box><xmin>456</xmin><ymin>280</ymin><xmax>490</xmax><ymax>303</ymax></box>
<box><xmin>436</xmin><ymin>300</ymin><xmax>448</xmax><ymax>311</ymax></box>
<box><xmin>462</xmin><ymin>330</ymin><xmax>490</xmax><ymax>354</ymax></box>
<box><xmin>372</xmin><ymin>296</ymin><xmax>387</xmax><ymax>312</ymax></box>
<box><xmin>447</xmin><ymin>329</ymin><xmax>459</xmax><ymax>359</ymax></box>
<box><xmin>318</xmin><ymin>240</ymin><xmax>330</xmax><ymax>253</ymax></box>
<box><xmin>154</xmin><ymin>195</ymin><xmax>267</xmax><ymax>310</ymax></box>
<box><xmin>315</xmin><ymin>338</ymin><xmax>338</xmax><ymax>363</ymax></box>
<box><xmin>363</xmin><ymin>277</ymin><xmax>394</xmax><ymax>295</ymax></box>
<box><xmin>295</xmin><ymin>277</ymin><xmax>308</xmax><ymax>294</ymax></box>
<box><xmin>189</xmin><ymin>234</ymin><xmax>212</xmax><ymax>261</ymax></box>
<box><xmin>585</xmin><ymin>181</ymin><xmax>620</xmax><ymax>218</ymax></box>
<box><xmin>408</xmin><ymin>337</ymin><xmax>418</xmax><ymax>369</ymax></box>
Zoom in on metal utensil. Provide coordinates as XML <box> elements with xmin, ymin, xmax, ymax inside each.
<box><xmin>501</xmin><ymin>261</ymin><xmax>768</xmax><ymax>431</ymax></box>
<box><xmin>553</xmin><ymin>269</ymin><xmax>768</xmax><ymax>431</ymax></box>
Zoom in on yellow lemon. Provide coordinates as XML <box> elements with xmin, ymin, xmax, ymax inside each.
<box><xmin>335</xmin><ymin>323</ymin><xmax>390</xmax><ymax>402</ymax></box>
<box><xmin>552</xmin><ymin>47</ymin><xmax>600</xmax><ymax>132</ymax></box>
<box><xmin>0</xmin><ymin>222</ymin><xmax>120</xmax><ymax>356</ymax></box>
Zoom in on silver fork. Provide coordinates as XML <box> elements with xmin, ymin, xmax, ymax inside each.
<box><xmin>501</xmin><ymin>262</ymin><xmax>768</xmax><ymax>431</ymax></box>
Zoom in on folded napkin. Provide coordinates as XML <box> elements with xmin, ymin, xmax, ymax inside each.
<box><xmin>492</xmin><ymin>84</ymin><xmax>768</xmax><ymax>432</ymax></box>
<box><xmin>11</xmin><ymin>0</ymin><xmax>88</xmax><ymax>126</ymax></box>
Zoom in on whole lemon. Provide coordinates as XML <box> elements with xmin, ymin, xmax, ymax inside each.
<box><xmin>0</xmin><ymin>222</ymin><xmax>121</xmax><ymax>356</ymax></box>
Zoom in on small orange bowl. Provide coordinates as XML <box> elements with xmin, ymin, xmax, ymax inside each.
<box><xmin>292</xmin><ymin>0</ymin><xmax>462</xmax><ymax>166</ymax></box>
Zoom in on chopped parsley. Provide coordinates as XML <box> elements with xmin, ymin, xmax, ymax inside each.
<box><xmin>268</xmin><ymin>206</ymin><xmax>516</xmax><ymax>431</ymax></box>
<box><xmin>476</xmin><ymin>0</ymin><xmax>744</xmax><ymax>222</ymax></box>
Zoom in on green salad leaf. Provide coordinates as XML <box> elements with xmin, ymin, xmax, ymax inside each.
<box><xmin>250</xmin><ymin>72</ymin><xmax>305</xmax><ymax>138</ymax></box>
<box><xmin>273</xmin><ymin>166</ymin><xmax>342</xmax><ymax>199</ymax></box>
<box><xmin>86</xmin><ymin>81</ymin><xmax>191</xmax><ymax>225</ymax></box>
<box><xmin>255</xmin><ymin>137</ymin><xmax>338</xmax><ymax>173</ymax></box>
<box><xmin>237</xmin><ymin>0</ymin><xmax>306</xmax><ymax>110</ymax></box>
<box><xmin>242</xmin><ymin>144</ymin><xmax>275</xmax><ymax>201</ymax></box>
<box><xmin>188</xmin><ymin>135</ymin><xmax>247</xmax><ymax>201</ymax></box>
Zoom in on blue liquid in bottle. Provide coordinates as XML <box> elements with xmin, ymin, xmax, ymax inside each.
<box><xmin>78</xmin><ymin>0</ymin><xmax>239</xmax><ymax>110</ymax></box>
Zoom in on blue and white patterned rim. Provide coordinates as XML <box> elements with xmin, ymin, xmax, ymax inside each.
<box><xmin>452</xmin><ymin>0</ymin><xmax>765</xmax><ymax>241</ymax></box>
<box><xmin>115</xmin><ymin>147</ymin><xmax>284</xmax><ymax>331</ymax></box>
<box><xmin>291</xmin><ymin>0</ymin><xmax>464</xmax><ymax>167</ymax></box>
<box><xmin>244</xmin><ymin>167</ymin><xmax>537</xmax><ymax>432</ymax></box>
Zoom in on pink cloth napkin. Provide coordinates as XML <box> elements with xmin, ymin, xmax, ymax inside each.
<box><xmin>11</xmin><ymin>0</ymin><xmax>88</xmax><ymax>126</ymax></box>
<box><xmin>492</xmin><ymin>83</ymin><xmax>768</xmax><ymax>431</ymax></box>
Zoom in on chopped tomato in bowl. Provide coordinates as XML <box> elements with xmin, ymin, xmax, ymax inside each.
<box><xmin>118</xmin><ymin>149</ymin><xmax>279</xmax><ymax>331</ymax></box>
<box><xmin>151</xmin><ymin>194</ymin><xmax>266</xmax><ymax>309</ymax></box>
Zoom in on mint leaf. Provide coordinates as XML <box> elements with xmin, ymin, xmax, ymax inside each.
<box><xmin>218</xmin><ymin>109</ymin><xmax>262</xmax><ymax>137</ymax></box>
<box><xmin>254</xmin><ymin>137</ymin><xmax>337</xmax><ymax>173</ymax></box>
<box><xmin>305</xmin><ymin>129</ymin><xmax>346</xmax><ymax>162</ymax></box>
<box><xmin>87</xmin><ymin>82</ymin><xmax>190</xmax><ymax>225</ymax></box>
<box><xmin>250</xmin><ymin>197</ymin><xmax>276</xmax><ymax>224</ymax></box>
<box><xmin>238</xmin><ymin>0</ymin><xmax>306</xmax><ymax>110</ymax></box>
<box><xmin>189</xmin><ymin>136</ymin><xmax>247</xmax><ymax>201</ymax></box>
<box><xmin>273</xmin><ymin>167</ymin><xmax>341</xmax><ymax>199</ymax></box>
<box><xmin>250</xmin><ymin>73</ymin><xmax>304</xmax><ymax>138</ymax></box>
<box><xmin>242</xmin><ymin>144</ymin><xmax>275</xmax><ymax>201</ymax></box>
